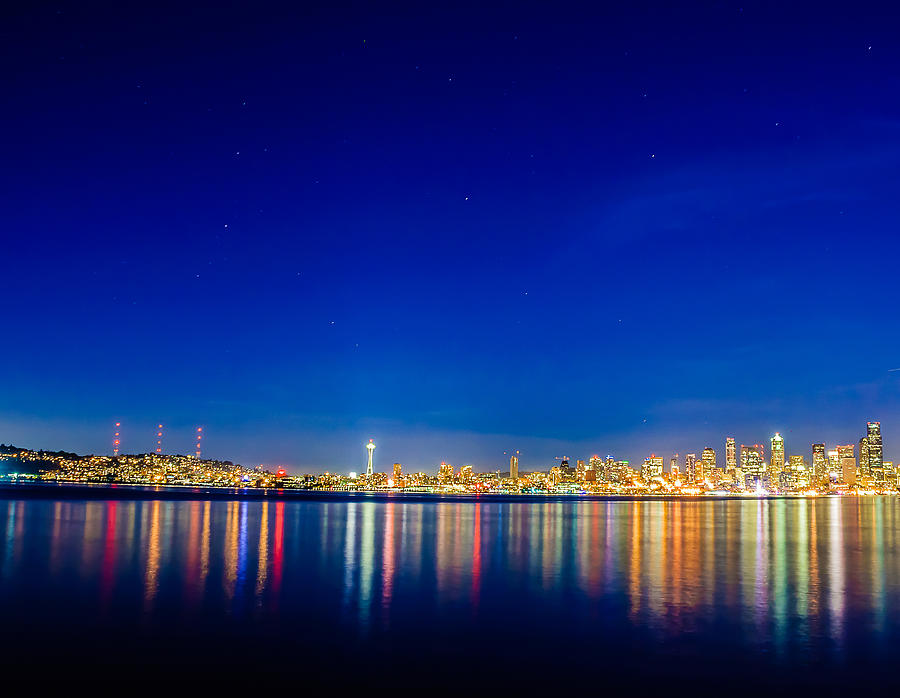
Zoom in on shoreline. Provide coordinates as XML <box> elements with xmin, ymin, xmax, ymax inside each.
<box><xmin>0</xmin><ymin>481</ymin><xmax>890</xmax><ymax>504</ymax></box>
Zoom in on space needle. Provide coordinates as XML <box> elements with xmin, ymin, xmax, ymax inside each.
<box><xmin>366</xmin><ymin>439</ymin><xmax>375</xmax><ymax>477</ymax></box>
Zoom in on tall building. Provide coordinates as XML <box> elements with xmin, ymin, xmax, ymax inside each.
<box><xmin>669</xmin><ymin>454</ymin><xmax>679</xmax><ymax>475</ymax></box>
<box><xmin>867</xmin><ymin>421</ymin><xmax>883</xmax><ymax>480</ymax></box>
<box><xmin>837</xmin><ymin>444</ymin><xmax>856</xmax><ymax>484</ymax></box>
<box><xmin>812</xmin><ymin>443</ymin><xmax>826</xmax><ymax>484</ymax></box>
<box><xmin>642</xmin><ymin>454</ymin><xmax>664</xmax><ymax>482</ymax></box>
<box><xmin>439</xmin><ymin>461</ymin><xmax>454</xmax><ymax>484</ymax></box>
<box><xmin>604</xmin><ymin>456</ymin><xmax>616</xmax><ymax>482</ymax></box>
<box><xmin>684</xmin><ymin>453</ymin><xmax>697</xmax><ymax>483</ymax></box>
<box><xmin>459</xmin><ymin>464</ymin><xmax>473</xmax><ymax>483</ymax></box>
<box><xmin>576</xmin><ymin>459</ymin><xmax>586</xmax><ymax>482</ymax></box>
<box><xmin>726</xmin><ymin>437</ymin><xmax>736</xmax><ymax>475</ymax></box>
<box><xmin>859</xmin><ymin>436</ymin><xmax>869</xmax><ymax>476</ymax></box>
<box><xmin>701</xmin><ymin>447</ymin><xmax>716</xmax><ymax>482</ymax></box>
<box><xmin>393</xmin><ymin>462</ymin><xmax>402</xmax><ymax>480</ymax></box>
<box><xmin>827</xmin><ymin>448</ymin><xmax>841</xmax><ymax>481</ymax></box>
<box><xmin>589</xmin><ymin>455</ymin><xmax>602</xmax><ymax>481</ymax></box>
<box><xmin>770</xmin><ymin>433</ymin><xmax>785</xmax><ymax>481</ymax></box>
<box><xmin>366</xmin><ymin>439</ymin><xmax>375</xmax><ymax>477</ymax></box>
<box><xmin>740</xmin><ymin>444</ymin><xmax>765</xmax><ymax>487</ymax></box>
<box><xmin>786</xmin><ymin>454</ymin><xmax>809</xmax><ymax>490</ymax></box>
<box><xmin>509</xmin><ymin>452</ymin><xmax>519</xmax><ymax>481</ymax></box>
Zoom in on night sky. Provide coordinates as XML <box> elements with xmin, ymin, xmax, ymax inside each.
<box><xmin>3</xmin><ymin>2</ymin><xmax>900</xmax><ymax>473</ymax></box>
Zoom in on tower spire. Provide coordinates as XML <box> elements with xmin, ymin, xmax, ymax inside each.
<box><xmin>366</xmin><ymin>439</ymin><xmax>375</xmax><ymax>477</ymax></box>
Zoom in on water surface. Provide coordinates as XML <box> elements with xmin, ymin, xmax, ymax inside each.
<box><xmin>2</xmin><ymin>492</ymin><xmax>899</xmax><ymax>690</ymax></box>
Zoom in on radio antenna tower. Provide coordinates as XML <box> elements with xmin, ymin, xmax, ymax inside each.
<box><xmin>113</xmin><ymin>422</ymin><xmax>121</xmax><ymax>457</ymax></box>
<box><xmin>155</xmin><ymin>424</ymin><xmax>164</xmax><ymax>454</ymax></box>
<box><xmin>195</xmin><ymin>427</ymin><xmax>203</xmax><ymax>459</ymax></box>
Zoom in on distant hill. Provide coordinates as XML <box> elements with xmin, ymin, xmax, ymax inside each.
<box><xmin>0</xmin><ymin>444</ymin><xmax>80</xmax><ymax>460</ymax></box>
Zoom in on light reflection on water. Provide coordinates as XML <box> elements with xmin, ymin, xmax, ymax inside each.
<box><xmin>2</xmin><ymin>495</ymin><xmax>900</xmax><ymax>679</ymax></box>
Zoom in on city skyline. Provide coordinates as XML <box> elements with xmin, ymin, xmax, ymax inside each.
<box><xmin>2</xmin><ymin>419</ymin><xmax>892</xmax><ymax>481</ymax></box>
<box><xmin>4</xmin><ymin>418</ymin><xmax>893</xmax><ymax>494</ymax></box>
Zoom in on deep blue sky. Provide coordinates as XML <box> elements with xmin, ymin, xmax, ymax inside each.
<box><xmin>2</xmin><ymin>1</ymin><xmax>900</xmax><ymax>473</ymax></box>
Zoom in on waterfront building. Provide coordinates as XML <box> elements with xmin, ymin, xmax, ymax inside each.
<box><xmin>771</xmin><ymin>433</ymin><xmax>785</xmax><ymax>482</ymax></box>
<box><xmin>859</xmin><ymin>436</ymin><xmax>869</xmax><ymax>477</ymax></box>
<box><xmin>460</xmin><ymin>464</ymin><xmax>473</xmax><ymax>483</ymax></box>
<box><xmin>812</xmin><ymin>443</ymin><xmax>826</xmax><ymax>485</ymax></box>
<box><xmin>549</xmin><ymin>465</ymin><xmax>561</xmax><ymax>486</ymax></box>
<box><xmin>510</xmin><ymin>452</ymin><xmax>519</xmax><ymax>481</ymax></box>
<box><xmin>740</xmin><ymin>444</ymin><xmax>765</xmax><ymax>488</ymax></box>
<box><xmin>701</xmin><ymin>447</ymin><xmax>716</xmax><ymax>482</ymax></box>
<box><xmin>726</xmin><ymin>437</ymin><xmax>736</xmax><ymax>478</ymax></box>
<box><xmin>837</xmin><ymin>444</ymin><xmax>856</xmax><ymax>485</ymax></box>
<box><xmin>439</xmin><ymin>461</ymin><xmax>454</xmax><ymax>484</ymax></box>
<box><xmin>867</xmin><ymin>421</ymin><xmax>884</xmax><ymax>481</ymax></box>
<box><xmin>642</xmin><ymin>455</ymin><xmax>664</xmax><ymax>482</ymax></box>
<box><xmin>684</xmin><ymin>453</ymin><xmax>697</xmax><ymax>483</ymax></box>
<box><xmin>576</xmin><ymin>459</ymin><xmax>586</xmax><ymax>482</ymax></box>
<box><xmin>827</xmin><ymin>448</ymin><xmax>841</xmax><ymax>482</ymax></box>
<box><xmin>589</xmin><ymin>454</ymin><xmax>602</xmax><ymax>481</ymax></box>
<box><xmin>785</xmin><ymin>454</ymin><xmax>809</xmax><ymax>490</ymax></box>
<box><xmin>605</xmin><ymin>456</ymin><xmax>617</xmax><ymax>482</ymax></box>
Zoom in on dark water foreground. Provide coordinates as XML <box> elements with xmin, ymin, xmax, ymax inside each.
<box><xmin>2</xmin><ymin>488</ymin><xmax>900</xmax><ymax>692</ymax></box>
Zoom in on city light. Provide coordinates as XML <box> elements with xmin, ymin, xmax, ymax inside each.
<box><xmin>1</xmin><ymin>421</ymin><xmax>895</xmax><ymax>496</ymax></box>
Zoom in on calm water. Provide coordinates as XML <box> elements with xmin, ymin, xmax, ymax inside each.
<box><xmin>2</xmin><ymin>490</ymin><xmax>900</xmax><ymax>690</ymax></box>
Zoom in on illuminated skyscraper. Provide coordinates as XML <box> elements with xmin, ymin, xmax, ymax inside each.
<box><xmin>837</xmin><ymin>444</ymin><xmax>856</xmax><ymax>484</ymax></box>
<box><xmin>393</xmin><ymin>462</ymin><xmax>402</xmax><ymax>480</ymax></box>
<box><xmin>510</xmin><ymin>452</ymin><xmax>519</xmax><ymax>481</ymax></box>
<box><xmin>589</xmin><ymin>455</ymin><xmax>602</xmax><ymax>481</ymax></box>
<box><xmin>827</xmin><ymin>448</ymin><xmax>841</xmax><ymax>481</ymax></box>
<box><xmin>859</xmin><ymin>436</ymin><xmax>869</xmax><ymax>476</ymax></box>
<box><xmin>642</xmin><ymin>455</ymin><xmax>664</xmax><ymax>482</ymax></box>
<box><xmin>460</xmin><ymin>464</ymin><xmax>473</xmax><ymax>482</ymax></box>
<box><xmin>605</xmin><ymin>456</ymin><xmax>616</xmax><ymax>482</ymax></box>
<box><xmin>669</xmin><ymin>454</ymin><xmax>679</xmax><ymax>475</ymax></box>
<box><xmin>812</xmin><ymin>443</ymin><xmax>826</xmax><ymax>484</ymax></box>
<box><xmin>439</xmin><ymin>461</ymin><xmax>454</xmax><ymax>484</ymax></box>
<box><xmin>770</xmin><ymin>433</ymin><xmax>785</xmax><ymax>482</ymax></box>
<box><xmin>740</xmin><ymin>444</ymin><xmax>765</xmax><ymax>487</ymax></box>
<box><xmin>701</xmin><ymin>447</ymin><xmax>716</xmax><ymax>482</ymax></box>
<box><xmin>366</xmin><ymin>439</ymin><xmax>375</xmax><ymax>477</ymax></box>
<box><xmin>867</xmin><ymin>421</ymin><xmax>883</xmax><ymax>480</ymax></box>
<box><xmin>787</xmin><ymin>454</ymin><xmax>809</xmax><ymax>490</ymax></box>
<box><xmin>726</xmin><ymin>437</ymin><xmax>736</xmax><ymax>475</ymax></box>
<box><xmin>684</xmin><ymin>453</ymin><xmax>697</xmax><ymax>483</ymax></box>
